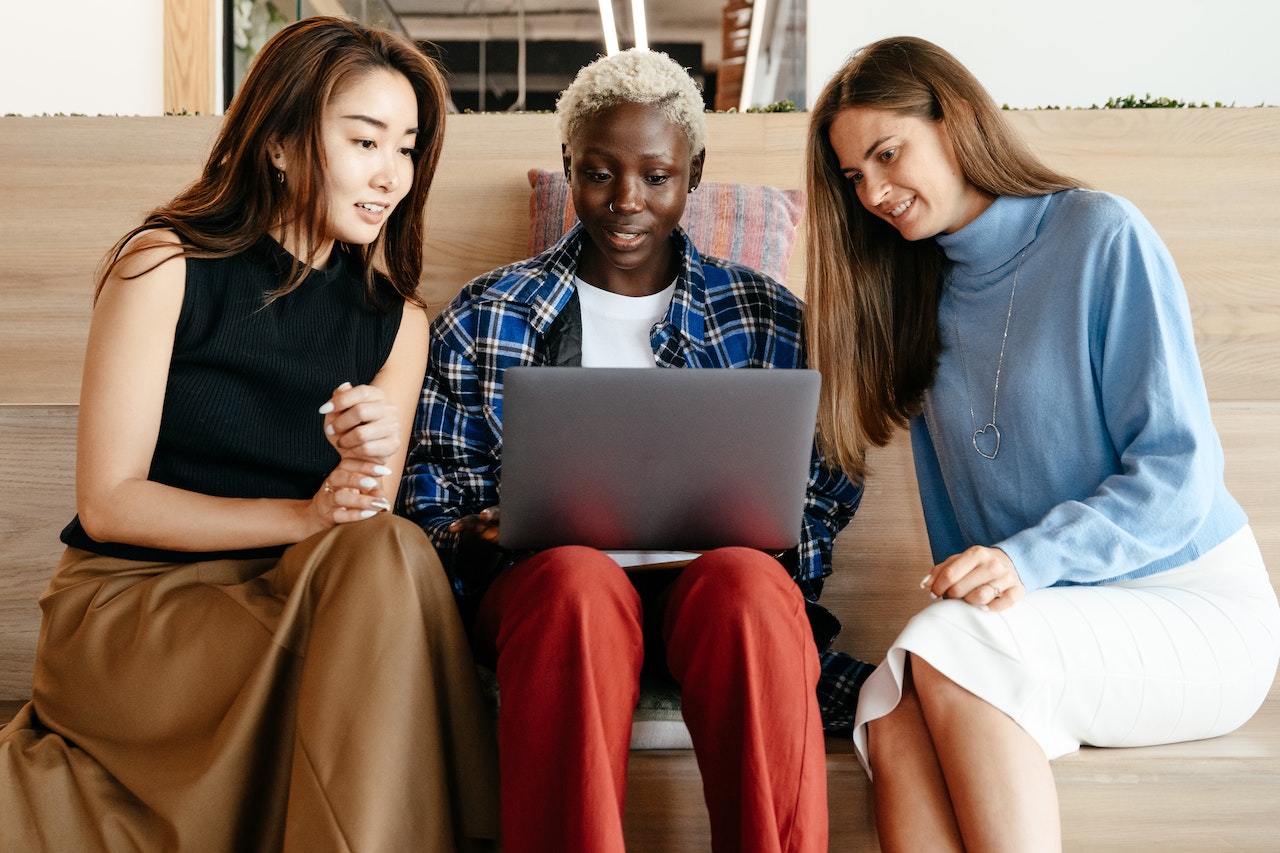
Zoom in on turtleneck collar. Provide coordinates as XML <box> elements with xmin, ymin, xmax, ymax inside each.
<box><xmin>935</xmin><ymin>194</ymin><xmax>1052</xmax><ymax>286</ymax></box>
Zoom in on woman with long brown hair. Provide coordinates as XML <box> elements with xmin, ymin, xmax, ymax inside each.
<box><xmin>805</xmin><ymin>36</ymin><xmax>1279</xmax><ymax>851</ymax></box>
<box><xmin>0</xmin><ymin>17</ymin><xmax>496</xmax><ymax>851</ymax></box>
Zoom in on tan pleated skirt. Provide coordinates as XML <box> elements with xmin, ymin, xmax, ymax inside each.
<box><xmin>0</xmin><ymin>513</ymin><xmax>499</xmax><ymax>852</ymax></box>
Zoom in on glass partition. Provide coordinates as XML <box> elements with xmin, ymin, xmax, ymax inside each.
<box><xmin>228</xmin><ymin>0</ymin><xmax>408</xmax><ymax>106</ymax></box>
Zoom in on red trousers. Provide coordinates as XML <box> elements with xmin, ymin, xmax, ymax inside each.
<box><xmin>474</xmin><ymin>545</ymin><xmax>826</xmax><ymax>853</ymax></box>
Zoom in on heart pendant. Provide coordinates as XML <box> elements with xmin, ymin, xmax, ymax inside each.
<box><xmin>972</xmin><ymin>422</ymin><xmax>1001</xmax><ymax>459</ymax></box>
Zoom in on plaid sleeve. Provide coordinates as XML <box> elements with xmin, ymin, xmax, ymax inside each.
<box><xmin>795</xmin><ymin>445</ymin><xmax>863</xmax><ymax>595</ymax></box>
<box><xmin>400</xmin><ymin>295</ymin><xmax>503</xmax><ymax>594</ymax></box>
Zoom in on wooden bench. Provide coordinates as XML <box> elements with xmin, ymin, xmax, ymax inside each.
<box><xmin>2</xmin><ymin>109</ymin><xmax>1278</xmax><ymax>850</ymax></box>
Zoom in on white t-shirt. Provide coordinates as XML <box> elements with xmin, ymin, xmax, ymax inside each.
<box><xmin>575</xmin><ymin>276</ymin><xmax>697</xmax><ymax>568</ymax></box>
<box><xmin>575</xmin><ymin>276</ymin><xmax>675</xmax><ymax>368</ymax></box>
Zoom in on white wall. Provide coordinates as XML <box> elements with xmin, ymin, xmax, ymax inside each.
<box><xmin>807</xmin><ymin>0</ymin><xmax>1280</xmax><ymax>109</ymax></box>
<box><xmin>3</xmin><ymin>0</ymin><xmax>165</xmax><ymax>116</ymax></box>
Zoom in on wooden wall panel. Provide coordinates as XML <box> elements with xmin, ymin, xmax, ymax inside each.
<box><xmin>1</xmin><ymin>109</ymin><xmax>1277</xmax><ymax>702</ymax></box>
<box><xmin>0</xmin><ymin>409</ymin><xmax>77</xmax><ymax>698</ymax></box>
<box><xmin>164</xmin><ymin>0</ymin><xmax>216</xmax><ymax>115</ymax></box>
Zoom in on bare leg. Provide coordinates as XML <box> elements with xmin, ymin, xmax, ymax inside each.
<box><xmin>913</xmin><ymin>656</ymin><xmax>1062</xmax><ymax>852</ymax></box>
<box><xmin>866</xmin><ymin>659</ymin><xmax>964</xmax><ymax>853</ymax></box>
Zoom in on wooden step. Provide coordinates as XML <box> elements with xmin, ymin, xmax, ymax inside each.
<box><xmin>3</xmin><ymin>696</ymin><xmax>1276</xmax><ymax>851</ymax></box>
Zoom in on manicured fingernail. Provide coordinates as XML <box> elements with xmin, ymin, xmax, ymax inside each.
<box><xmin>373</xmin><ymin>465</ymin><xmax>392</xmax><ymax>476</ymax></box>
<box><xmin>360</xmin><ymin>510</ymin><xmax>377</xmax><ymax>519</ymax></box>
<box><xmin>338</xmin><ymin>381</ymin><xmax>352</xmax><ymax>390</ymax></box>
<box><xmin>359</xmin><ymin>477</ymin><xmax>378</xmax><ymax>489</ymax></box>
<box><xmin>979</xmin><ymin>604</ymin><xmax>990</xmax><ymax>612</ymax></box>
<box><xmin>371</xmin><ymin>498</ymin><xmax>391</xmax><ymax>511</ymax></box>
<box><xmin>929</xmin><ymin>592</ymin><xmax>939</xmax><ymax>601</ymax></box>
<box><xmin>318</xmin><ymin>401</ymin><xmax>334</xmax><ymax>414</ymax></box>
<box><xmin>325</xmin><ymin>424</ymin><xmax>335</xmax><ymax>436</ymax></box>
<box><xmin>919</xmin><ymin>574</ymin><xmax>932</xmax><ymax>589</ymax></box>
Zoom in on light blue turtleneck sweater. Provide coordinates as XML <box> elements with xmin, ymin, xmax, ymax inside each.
<box><xmin>912</xmin><ymin>191</ymin><xmax>1247</xmax><ymax>591</ymax></box>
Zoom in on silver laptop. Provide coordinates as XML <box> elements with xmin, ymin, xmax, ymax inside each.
<box><xmin>498</xmin><ymin>367</ymin><xmax>820</xmax><ymax>552</ymax></box>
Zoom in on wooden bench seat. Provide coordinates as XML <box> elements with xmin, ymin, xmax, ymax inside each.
<box><xmin>2</xmin><ymin>109</ymin><xmax>1278</xmax><ymax>850</ymax></box>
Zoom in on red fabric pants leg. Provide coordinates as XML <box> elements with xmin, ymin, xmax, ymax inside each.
<box><xmin>474</xmin><ymin>546</ymin><xmax>642</xmax><ymax>853</ymax></box>
<box><xmin>663</xmin><ymin>547</ymin><xmax>827</xmax><ymax>853</ymax></box>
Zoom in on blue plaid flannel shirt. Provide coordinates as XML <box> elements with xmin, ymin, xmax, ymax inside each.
<box><xmin>400</xmin><ymin>225</ymin><xmax>872</xmax><ymax>730</ymax></box>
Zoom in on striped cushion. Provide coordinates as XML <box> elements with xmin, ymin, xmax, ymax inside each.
<box><xmin>527</xmin><ymin>169</ymin><xmax>804</xmax><ymax>285</ymax></box>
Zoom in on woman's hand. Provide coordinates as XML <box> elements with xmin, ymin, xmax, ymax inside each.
<box><xmin>301</xmin><ymin>458</ymin><xmax>396</xmax><ymax>535</ymax></box>
<box><xmin>319</xmin><ymin>381</ymin><xmax>402</xmax><ymax>466</ymax></box>
<box><xmin>920</xmin><ymin>545</ymin><xmax>1025</xmax><ymax>612</ymax></box>
<box><xmin>449</xmin><ymin>506</ymin><xmax>500</xmax><ymax>546</ymax></box>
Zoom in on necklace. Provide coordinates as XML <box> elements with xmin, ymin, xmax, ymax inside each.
<box><xmin>949</xmin><ymin>250</ymin><xmax>1025</xmax><ymax>460</ymax></box>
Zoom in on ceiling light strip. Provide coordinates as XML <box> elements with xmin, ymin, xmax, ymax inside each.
<box><xmin>630</xmin><ymin>0</ymin><xmax>648</xmax><ymax>51</ymax></box>
<box><xmin>597</xmin><ymin>0</ymin><xmax>621</xmax><ymax>55</ymax></box>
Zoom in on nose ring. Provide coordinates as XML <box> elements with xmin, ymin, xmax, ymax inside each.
<box><xmin>608</xmin><ymin>201</ymin><xmax>615</xmax><ymax>213</ymax></box>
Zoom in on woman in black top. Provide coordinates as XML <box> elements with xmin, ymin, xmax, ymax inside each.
<box><xmin>0</xmin><ymin>17</ymin><xmax>496</xmax><ymax>852</ymax></box>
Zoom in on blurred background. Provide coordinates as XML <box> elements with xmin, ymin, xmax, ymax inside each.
<box><xmin>228</xmin><ymin>0</ymin><xmax>804</xmax><ymax>113</ymax></box>
<box><xmin>3</xmin><ymin>1</ymin><xmax>1275</xmax><ymax>116</ymax></box>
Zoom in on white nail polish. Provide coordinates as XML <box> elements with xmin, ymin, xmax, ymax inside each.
<box><xmin>919</xmin><ymin>574</ymin><xmax>932</xmax><ymax>589</ymax></box>
<box><xmin>373</xmin><ymin>465</ymin><xmax>392</xmax><ymax>476</ymax></box>
<box><xmin>929</xmin><ymin>592</ymin><xmax>939</xmax><ymax>601</ymax></box>
<box><xmin>318</xmin><ymin>401</ymin><xmax>334</xmax><ymax>414</ymax></box>
<box><xmin>371</xmin><ymin>498</ymin><xmax>391</xmax><ymax>511</ymax></box>
<box><xmin>359</xmin><ymin>510</ymin><xmax>377</xmax><ymax>519</ymax></box>
<box><xmin>359</xmin><ymin>477</ymin><xmax>378</xmax><ymax>489</ymax></box>
<box><xmin>325</xmin><ymin>424</ymin><xmax>335</xmax><ymax>436</ymax></box>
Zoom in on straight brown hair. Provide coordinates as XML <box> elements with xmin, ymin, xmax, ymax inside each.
<box><xmin>97</xmin><ymin>16</ymin><xmax>450</xmax><ymax>311</ymax></box>
<box><xmin>804</xmin><ymin>36</ymin><xmax>1082</xmax><ymax>478</ymax></box>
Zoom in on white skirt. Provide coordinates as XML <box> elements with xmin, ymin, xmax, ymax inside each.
<box><xmin>852</xmin><ymin>526</ymin><xmax>1280</xmax><ymax>773</ymax></box>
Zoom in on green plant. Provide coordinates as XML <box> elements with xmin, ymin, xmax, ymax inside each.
<box><xmin>745</xmin><ymin>99</ymin><xmax>798</xmax><ymax>114</ymax></box>
<box><xmin>1003</xmin><ymin>94</ymin><xmax>1246</xmax><ymax>110</ymax></box>
<box><xmin>1098</xmin><ymin>93</ymin><xmax>1225</xmax><ymax>109</ymax></box>
<box><xmin>717</xmin><ymin>99</ymin><xmax>800</xmax><ymax>114</ymax></box>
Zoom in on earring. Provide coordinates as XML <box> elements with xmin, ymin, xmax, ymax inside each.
<box><xmin>689</xmin><ymin>185</ymin><xmax>698</xmax><ymax>194</ymax></box>
<box><xmin>276</xmin><ymin>169</ymin><xmax>285</xmax><ymax>185</ymax></box>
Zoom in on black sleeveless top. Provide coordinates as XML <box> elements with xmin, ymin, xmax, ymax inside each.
<box><xmin>61</xmin><ymin>237</ymin><xmax>405</xmax><ymax>562</ymax></box>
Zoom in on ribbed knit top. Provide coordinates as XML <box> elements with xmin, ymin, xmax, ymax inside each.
<box><xmin>62</xmin><ymin>237</ymin><xmax>404</xmax><ymax>562</ymax></box>
<box><xmin>911</xmin><ymin>192</ymin><xmax>1245</xmax><ymax>590</ymax></box>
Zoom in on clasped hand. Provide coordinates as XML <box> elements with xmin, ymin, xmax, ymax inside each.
<box><xmin>920</xmin><ymin>545</ymin><xmax>1026</xmax><ymax>612</ymax></box>
<box><xmin>309</xmin><ymin>382</ymin><xmax>401</xmax><ymax>527</ymax></box>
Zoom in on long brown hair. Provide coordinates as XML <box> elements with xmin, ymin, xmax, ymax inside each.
<box><xmin>804</xmin><ymin>36</ymin><xmax>1082</xmax><ymax>478</ymax></box>
<box><xmin>97</xmin><ymin>16</ymin><xmax>449</xmax><ymax>310</ymax></box>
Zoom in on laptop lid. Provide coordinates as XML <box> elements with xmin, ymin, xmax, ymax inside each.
<box><xmin>498</xmin><ymin>367</ymin><xmax>820</xmax><ymax>552</ymax></box>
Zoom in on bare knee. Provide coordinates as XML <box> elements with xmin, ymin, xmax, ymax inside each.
<box><xmin>867</xmin><ymin>666</ymin><xmax>929</xmax><ymax>774</ymax></box>
<box><xmin>909</xmin><ymin>655</ymin><xmax>975</xmax><ymax>717</ymax></box>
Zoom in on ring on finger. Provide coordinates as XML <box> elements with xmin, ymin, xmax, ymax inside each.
<box><xmin>986</xmin><ymin>582</ymin><xmax>1001</xmax><ymax>598</ymax></box>
<box><xmin>323</xmin><ymin>482</ymin><xmax>334</xmax><ymax>494</ymax></box>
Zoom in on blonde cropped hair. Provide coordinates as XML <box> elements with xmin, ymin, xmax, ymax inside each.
<box><xmin>556</xmin><ymin>49</ymin><xmax>707</xmax><ymax>154</ymax></box>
